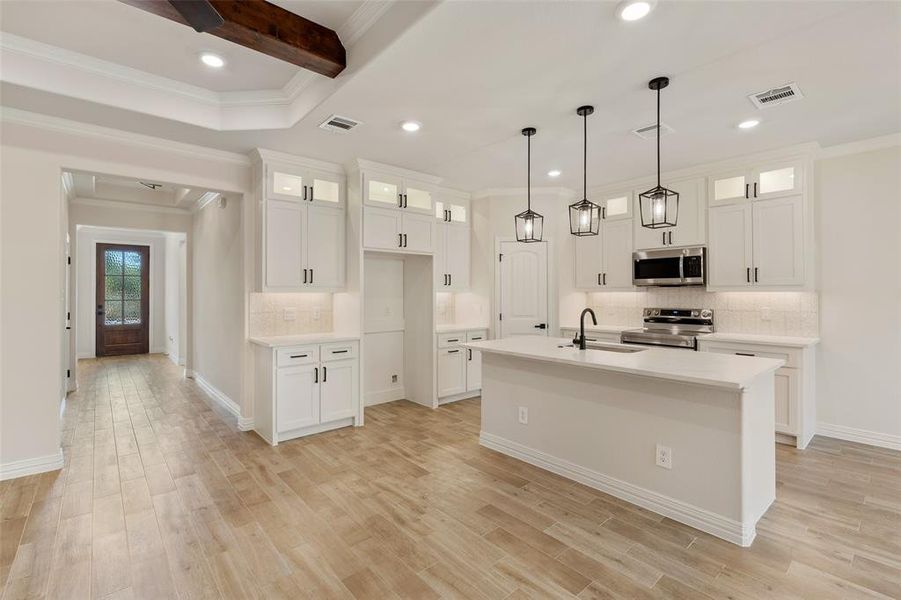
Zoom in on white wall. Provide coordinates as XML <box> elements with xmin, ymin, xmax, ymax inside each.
<box><xmin>363</xmin><ymin>254</ymin><xmax>405</xmax><ymax>405</ymax></box>
<box><xmin>164</xmin><ymin>233</ymin><xmax>187</xmax><ymax>364</ymax></box>
<box><xmin>192</xmin><ymin>196</ymin><xmax>244</xmax><ymax>408</ymax></box>
<box><xmin>815</xmin><ymin>145</ymin><xmax>901</xmax><ymax>443</ymax></box>
<box><xmin>74</xmin><ymin>227</ymin><xmax>167</xmax><ymax>357</ymax></box>
<box><xmin>0</xmin><ymin>113</ymin><xmax>249</xmax><ymax>478</ymax></box>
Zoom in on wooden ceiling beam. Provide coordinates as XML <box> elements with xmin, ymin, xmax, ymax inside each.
<box><xmin>118</xmin><ymin>0</ymin><xmax>346</xmax><ymax>78</ymax></box>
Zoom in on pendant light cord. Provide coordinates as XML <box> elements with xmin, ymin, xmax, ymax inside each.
<box><xmin>583</xmin><ymin>112</ymin><xmax>587</xmax><ymax>200</ymax></box>
<box><xmin>527</xmin><ymin>132</ymin><xmax>531</xmax><ymax>211</ymax></box>
<box><xmin>656</xmin><ymin>87</ymin><xmax>661</xmax><ymax>188</ymax></box>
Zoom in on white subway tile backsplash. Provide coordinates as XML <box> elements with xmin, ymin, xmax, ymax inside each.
<box><xmin>249</xmin><ymin>293</ymin><xmax>333</xmax><ymax>336</ymax></box>
<box><xmin>588</xmin><ymin>290</ymin><xmax>818</xmax><ymax>337</ymax></box>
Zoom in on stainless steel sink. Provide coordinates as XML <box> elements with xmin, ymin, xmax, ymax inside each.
<box><xmin>557</xmin><ymin>341</ymin><xmax>645</xmax><ymax>353</ymax></box>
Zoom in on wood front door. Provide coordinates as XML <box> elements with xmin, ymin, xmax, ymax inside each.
<box><xmin>96</xmin><ymin>244</ymin><xmax>150</xmax><ymax>357</ymax></box>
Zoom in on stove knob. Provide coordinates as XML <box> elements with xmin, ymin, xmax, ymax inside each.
<box><xmin>643</xmin><ymin>309</ymin><xmax>650</xmax><ymax>316</ymax></box>
<box><xmin>652</xmin><ymin>309</ymin><xmax>660</xmax><ymax>316</ymax></box>
<box><xmin>691</xmin><ymin>310</ymin><xmax>699</xmax><ymax>317</ymax></box>
<box><xmin>700</xmin><ymin>309</ymin><xmax>712</xmax><ymax>318</ymax></box>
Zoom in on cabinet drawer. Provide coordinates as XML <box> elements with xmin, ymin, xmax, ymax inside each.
<box><xmin>700</xmin><ymin>341</ymin><xmax>799</xmax><ymax>368</ymax></box>
<box><xmin>321</xmin><ymin>341</ymin><xmax>358</xmax><ymax>362</ymax></box>
<box><xmin>277</xmin><ymin>346</ymin><xmax>319</xmax><ymax>367</ymax></box>
<box><xmin>466</xmin><ymin>330</ymin><xmax>488</xmax><ymax>342</ymax></box>
<box><xmin>438</xmin><ymin>332</ymin><xmax>465</xmax><ymax>348</ymax></box>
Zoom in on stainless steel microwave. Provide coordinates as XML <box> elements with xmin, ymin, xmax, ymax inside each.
<box><xmin>632</xmin><ymin>246</ymin><xmax>706</xmax><ymax>287</ymax></box>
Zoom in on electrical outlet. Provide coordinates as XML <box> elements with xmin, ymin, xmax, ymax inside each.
<box><xmin>391</xmin><ymin>374</ymin><xmax>398</xmax><ymax>383</ymax></box>
<box><xmin>312</xmin><ymin>307</ymin><xmax>321</xmax><ymax>321</ymax></box>
<box><xmin>656</xmin><ymin>444</ymin><xmax>673</xmax><ymax>469</ymax></box>
<box><xmin>761</xmin><ymin>307</ymin><xmax>771</xmax><ymax>321</ymax></box>
<box><xmin>283</xmin><ymin>308</ymin><xmax>296</xmax><ymax>321</ymax></box>
<box><xmin>518</xmin><ymin>406</ymin><xmax>528</xmax><ymax>424</ymax></box>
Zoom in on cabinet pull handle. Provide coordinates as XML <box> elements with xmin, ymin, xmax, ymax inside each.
<box><xmin>289</xmin><ymin>354</ymin><xmax>308</xmax><ymax>358</ymax></box>
<box><xmin>448</xmin><ymin>274</ymin><xmax>452</xmax><ymax>286</ymax></box>
<box><xmin>303</xmin><ymin>186</ymin><xmax>308</xmax><ymax>201</ymax></box>
<box><xmin>602</xmin><ymin>206</ymin><xmax>606</xmax><ymax>219</ymax></box>
<box><xmin>447</xmin><ymin>349</ymin><xmax>460</xmax><ymax>354</ymax></box>
<box><xmin>471</xmin><ymin>337</ymin><xmax>482</xmax><ymax>340</ymax></box>
<box><xmin>754</xmin><ymin>267</ymin><xmax>759</xmax><ymax>282</ymax></box>
<box><xmin>314</xmin><ymin>367</ymin><xmax>318</xmax><ymax>383</ymax></box>
<box><xmin>398</xmin><ymin>233</ymin><xmax>403</xmax><ymax>248</ymax></box>
<box><xmin>303</xmin><ymin>268</ymin><xmax>308</xmax><ymax>284</ymax></box>
<box><xmin>668</xmin><ymin>231</ymin><xmax>672</xmax><ymax>245</ymax></box>
<box><xmin>746</xmin><ymin>267</ymin><xmax>750</xmax><ymax>283</ymax></box>
<box><xmin>310</xmin><ymin>185</ymin><xmax>314</xmax><ymax>200</ymax></box>
<box><xmin>662</xmin><ymin>232</ymin><xmax>666</xmax><ymax>246</ymax></box>
<box><xmin>402</xmin><ymin>194</ymin><xmax>407</xmax><ymax>208</ymax></box>
<box><xmin>745</xmin><ymin>183</ymin><xmax>749</xmax><ymax>199</ymax></box>
<box><xmin>331</xmin><ymin>349</ymin><xmax>348</xmax><ymax>354</ymax></box>
<box><xmin>323</xmin><ymin>366</ymin><xmax>327</xmax><ymax>382</ymax></box>
<box><xmin>603</xmin><ymin>272</ymin><xmax>606</xmax><ymax>285</ymax></box>
<box><xmin>405</xmin><ymin>233</ymin><xmax>408</xmax><ymax>247</ymax></box>
<box><xmin>468</xmin><ymin>348</ymin><xmax>472</xmax><ymax>361</ymax></box>
<box><xmin>310</xmin><ymin>269</ymin><xmax>314</xmax><ymax>284</ymax></box>
<box><xmin>398</xmin><ymin>193</ymin><xmax>402</xmax><ymax>208</ymax></box>
<box><xmin>753</xmin><ymin>182</ymin><xmax>758</xmax><ymax>197</ymax></box>
<box><xmin>447</xmin><ymin>338</ymin><xmax>459</xmax><ymax>343</ymax></box>
<box><xmin>735</xmin><ymin>352</ymin><xmax>756</xmax><ymax>357</ymax></box>
<box><xmin>597</xmin><ymin>273</ymin><xmax>601</xmax><ymax>286</ymax></box>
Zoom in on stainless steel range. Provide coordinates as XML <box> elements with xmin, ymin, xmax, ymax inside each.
<box><xmin>620</xmin><ymin>307</ymin><xmax>714</xmax><ymax>350</ymax></box>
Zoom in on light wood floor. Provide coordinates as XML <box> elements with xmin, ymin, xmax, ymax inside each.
<box><xmin>1</xmin><ymin>355</ymin><xmax>899</xmax><ymax>599</ymax></box>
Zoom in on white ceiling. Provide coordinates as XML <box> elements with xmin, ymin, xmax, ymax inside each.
<box><xmin>3</xmin><ymin>1</ymin><xmax>900</xmax><ymax>191</ymax></box>
<box><xmin>68</xmin><ymin>171</ymin><xmax>217</xmax><ymax>210</ymax></box>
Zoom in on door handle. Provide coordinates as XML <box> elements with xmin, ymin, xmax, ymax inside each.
<box><xmin>323</xmin><ymin>366</ymin><xmax>327</xmax><ymax>382</ymax></box>
<box><xmin>448</xmin><ymin>274</ymin><xmax>452</xmax><ymax>286</ymax></box>
<box><xmin>314</xmin><ymin>367</ymin><xmax>318</xmax><ymax>383</ymax></box>
<box><xmin>602</xmin><ymin>206</ymin><xmax>606</xmax><ymax>219</ymax></box>
<box><xmin>534</xmin><ymin>323</ymin><xmax>547</xmax><ymax>329</ymax></box>
<box><xmin>735</xmin><ymin>352</ymin><xmax>756</xmax><ymax>357</ymax></box>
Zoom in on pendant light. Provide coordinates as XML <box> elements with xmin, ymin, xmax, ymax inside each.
<box><xmin>569</xmin><ymin>105</ymin><xmax>601</xmax><ymax>236</ymax></box>
<box><xmin>639</xmin><ymin>76</ymin><xmax>679</xmax><ymax>229</ymax></box>
<box><xmin>515</xmin><ymin>127</ymin><xmax>543</xmax><ymax>243</ymax></box>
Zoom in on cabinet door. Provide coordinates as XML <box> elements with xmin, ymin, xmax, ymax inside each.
<box><xmin>437</xmin><ymin>348</ymin><xmax>466</xmax><ymax>397</ymax></box>
<box><xmin>573</xmin><ymin>233</ymin><xmax>603</xmax><ymax>289</ymax></box>
<box><xmin>667</xmin><ymin>178</ymin><xmax>706</xmax><ymax>246</ymax></box>
<box><xmin>276</xmin><ymin>365</ymin><xmax>319</xmax><ymax>432</ymax></box>
<box><xmin>602</xmin><ymin>219</ymin><xmax>633</xmax><ymax>289</ymax></box>
<box><xmin>434</xmin><ymin>221</ymin><xmax>447</xmax><ymax>288</ymax></box>
<box><xmin>363</xmin><ymin>206</ymin><xmax>402</xmax><ymax>250</ymax></box>
<box><xmin>265</xmin><ymin>199</ymin><xmax>304</xmax><ymax>289</ymax></box>
<box><xmin>365</xmin><ymin>174</ymin><xmax>403</xmax><ymax>208</ymax></box>
<box><xmin>466</xmin><ymin>347</ymin><xmax>482</xmax><ymax>392</ymax></box>
<box><xmin>306</xmin><ymin>206</ymin><xmax>345</xmax><ymax>288</ymax></box>
<box><xmin>633</xmin><ymin>214</ymin><xmax>669</xmax><ymax>250</ymax></box>
<box><xmin>403</xmin><ymin>181</ymin><xmax>434</xmax><ymax>215</ymax></box>
<box><xmin>752</xmin><ymin>196</ymin><xmax>804</xmax><ymax>286</ymax></box>
<box><xmin>401</xmin><ymin>212</ymin><xmax>435</xmax><ymax>253</ymax></box>
<box><xmin>708</xmin><ymin>204</ymin><xmax>752</xmax><ymax>288</ymax></box>
<box><xmin>309</xmin><ymin>170</ymin><xmax>343</xmax><ymax>207</ymax></box>
<box><xmin>267</xmin><ymin>165</ymin><xmax>307</xmax><ymax>202</ymax></box>
<box><xmin>774</xmin><ymin>367</ymin><xmax>800</xmax><ymax>435</ymax></box>
<box><xmin>708</xmin><ymin>168</ymin><xmax>751</xmax><ymax>207</ymax></box>
<box><xmin>753</xmin><ymin>161</ymin><xmax>803</xmax><ymax>201</ymax></box>
<box><xmin>320</xmin><ymin>359</ymin><xmax>358</xmax><ymax>423</ymax></box>
<box><xmin>445</xmin><ymin>224</ymin><xmax>470</xmax><ymax>290</ymax></box>
<box><xmin>599</xmin><ymin>190</ymin><xmax>632</xmax><ymax>221</ymax></box>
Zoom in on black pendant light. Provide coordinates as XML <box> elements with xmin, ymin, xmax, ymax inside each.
<box><xmin>515</xmin><ymin>127</ymin><xmax>543</xmax><ymax>243</ymax></box>
<box><xmin>569</xmin><ymin>106</ymin><xmax>602</xmax><ymax>236</ymax></box>
<box><xmin>639</xmin><ymin>76</ymin><xmax>679</xmax><ymax>229</ymax></box>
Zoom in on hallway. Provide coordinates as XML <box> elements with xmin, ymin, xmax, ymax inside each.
<box><xmin>1</xmin><ymin>355</ymin><xmax>899</xmax><ymax>599</ymax></box>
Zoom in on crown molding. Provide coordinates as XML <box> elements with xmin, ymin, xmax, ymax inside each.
<box><xmin>816</xmin><ymin>133</ymin><xmax>900</xmax><ymax>159</ymax></box>
<box><xmin>1</xmin><ymin>107</ymin><xmax>251</xmax><ymax>166</ymax></box>
<box><xmin>437</xmin><ymin>186</ymin><xmax>472</xmax><ymax>200</ymax></box>
<box><xmin>71</xmin><ymin>196</ymin><xmax>192</xmax><ymax>216</ymax></box>
<box><xmin>252</xmin><ymin>148</ymin><xmax>346</xmax><ymax>175</ymax></box>
<box><xmin>338</xmin><ymin>0</ymin><xmax>396</xmax><ymax>46</ymax></box>
<box><xmin>354</xmin><ymin>158</ymin><xmax>443</xmax><ymax>184</ymax></box>
<box><xmin>473</xmin><ymin>187</ymin><xmax>577</xmax><ymax>199</ymax></box>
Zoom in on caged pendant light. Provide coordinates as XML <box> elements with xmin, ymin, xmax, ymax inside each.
<box><xmin>569</xmin><ymin>105</ymin><xmax>602</xmax><ymax>236</ymax></box>
<box><xmin>639</xmin><ymin>76</ymin><xmax>679</xmax><ymax>229</ymax></box>
<box><xmin>515</xmin><ymin>127</ymin><xmax>544</xmax><ymax>243</ymax></box>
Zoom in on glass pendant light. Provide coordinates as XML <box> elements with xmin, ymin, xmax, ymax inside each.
<box><xmin>515</xmin><ymin>127</ymin><xmax>543</xmax><ymax>243</ymax></box>
<box><xmin>569</xmin><ymin>105</ymin><xmax>601</xmax><ymax>236</ymax></box>
<box><xmin>639</xmin><ymin>76</ymin><xmax>679</xmax><ymax>229</ymax></box>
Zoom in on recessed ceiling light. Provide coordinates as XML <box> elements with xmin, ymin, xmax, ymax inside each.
<box><xmin>200</xmin><ymin>53</ymin><xmax>225</xmax><ymax>68</ymax></box>
<box><xmin>401</xmin><ymin>121</ymin><xmax>421</xmax><ymax>132</ymax></box>
<box><xmin>738</xmin><ymin>119</ymin><xmax>760</xmax><ymax>129</ymax></box>
<box><xmin>617</xmin><ymin>0</ymin><xmax>654</xmax><ymax>21</ymax></box>
<box><xmin>548</xmin><ymin>170</ymin><xmax>561</xmax><ymax>178</ymax></box>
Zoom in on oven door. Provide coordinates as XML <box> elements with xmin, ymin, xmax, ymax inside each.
<box><xmin>632</xmin><ymin>249</ymin><xmax>684</xmax><ymax>286</ymax></box>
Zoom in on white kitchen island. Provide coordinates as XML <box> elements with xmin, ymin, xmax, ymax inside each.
<box><xmin>465</xmin><ymin>335</ymin><xmax>784</xmax><ymax>546</ymax></box>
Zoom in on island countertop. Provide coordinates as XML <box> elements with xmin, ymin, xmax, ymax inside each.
<box><xmin>465</xmin><ymin>335</ymin><xmax>783</xmax><ymax>391</ymax></box>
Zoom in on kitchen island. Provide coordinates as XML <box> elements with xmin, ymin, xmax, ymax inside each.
<box><xmin>465</xmin><ymin>335</ymin><xmax>784</xmax><ymax>546</ymax></box>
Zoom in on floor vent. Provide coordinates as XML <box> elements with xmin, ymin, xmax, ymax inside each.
<box><xmin>319</xmin><ymin>114</ymin><xmax>362</xmax><ymax>134</ymax></box>
<box><xmin>748</xmin><ymin>83</ymin><xmax>804</xmax><ymax>109</ymax></box>
<box><xmin>631</xmin><ymin>123</ymin><xmax>674</xmax><ymax>140</ymax></box>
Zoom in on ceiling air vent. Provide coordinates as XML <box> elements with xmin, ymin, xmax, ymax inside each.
<box><xmin>631</xmin><ymin>123</ymin><xmax>674</xmax><ymax>141</ymax></box>
<box><xmin>319</xmin><ymin>114</ymin><xmax>361</xmax><ymax>134</ymax></box>
<box><xmin>748</xmin><ymin>83</ymin><xmax>804</xmax><ymax>109</ymax></box>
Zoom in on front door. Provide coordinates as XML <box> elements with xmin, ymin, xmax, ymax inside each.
<box><xmin>96</xmin><ymin>244</ymin><xmax>150</xmax><ymax>356</ymax></box>
<box><xmin>498</xmin><ymin>240</ymin><xmax>548</xmax><ymax>338</ymax></box>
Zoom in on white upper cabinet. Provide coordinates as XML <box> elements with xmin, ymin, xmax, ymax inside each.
<box><xmin>708</xmin><ymin>203</ymin><xmax>753</xmax><ymax>288</ymax></box>
<box><xmin>598</xmin><ymin>190</ymin><xmax>633</xmax><ymax>221</ymax></box>
<box><xmin>401</xmin><ymin>212</ymin><xmax>435</xmax><ymax>253</ymax></box>
<box><xmin>751</xmin><ymin>196</ymin><xmax>804</xmax><ymax>286</ymax></box>
<box><xmin>436</xmin><ymin>223</ymin><xmax>470</xmax><ymax>290</ymax></box>
<box><xmin>572</xmin><ymin>218</ymin><xmax>633</xmax><ymax>291</ymax></box>
<box><xmin>574</xmin><ymin>233</ymin><xmax>604</xmax><ymax>289</ymax></box>
<box><xmin>708</xmin><ymin>159</ymin><xmax>804</xmax><ymax>206</ymax></box>
<box><xmin>363</xmin><ymin>206</ymin><xmax>402</xmax><ymax>249</ymax></box>
<box><xmin>708</xmin><ymin>168</ymin><xmax>750</xmax><ymax>207</ymax></box>
<box><xmin>256</xmin><ymin>151</ymin><xmax>346</xmax><ymax>292</ymax></box>
<box><xmin>634</xmin><ymin>177</ymin><xmax>706</xmax><ymax>249</ymax></box>
<box><xmin>364</xmin><ymin>172</ymin><xmax>434</xmax><ymax>215</ymax></box>
<box><xmin>404</xmin><ymin>182</ymin><xmax>434</xmax><ymax>214</ymax></box>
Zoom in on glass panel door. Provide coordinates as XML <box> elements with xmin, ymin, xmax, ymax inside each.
<box><xmin>708</xmin><ymin>169</ymin><xmax>750</xmax><ymax>206</ymax></box>
<box><xmin>310</xmin><ymin>175</ymin><xmax>341</xmax><ymax>205</ymax></box>
<box><xmin>599</xmin><ymin>191</ymin><xmax>632</xmax><ymax>220</ymax></box>
<box><xmin>365</xmin><ymin>176</ymin><xmax>402</xmax><ymax>207</ymax></box>
<box><xmin>754</xmin><ymin>162</ymin><xmax>802</xmax><ymax>200</ymax></box>
<box><xmin>270</xmin><ymin>169</ymin><xmax>305</xmax><ymax>201</ymax></box>
<box><xmin>96</xmin><ymin>244</ymin><xmax>149</xmax><ymax>356</ymax></box>
<box><xmin>448</xmin><ymin>203</ymin><xmax>467</xmax><ymax>223</ymax></box>
<box><xmin>404</xmin><ymin>183</ymin><xmax>433</xmax><ymax>214</ymax></box>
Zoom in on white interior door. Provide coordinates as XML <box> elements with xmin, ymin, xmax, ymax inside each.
<box><xmin>498</xmin><ymin>240</ymin><xmax>548</xmax><ymax>338</ymax></box>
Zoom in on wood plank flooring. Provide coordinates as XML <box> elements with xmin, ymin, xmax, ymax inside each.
<box><xmin>1</xmin><ymin>354</ymin><xmax>899</xmax><ymax>599</ymax></box>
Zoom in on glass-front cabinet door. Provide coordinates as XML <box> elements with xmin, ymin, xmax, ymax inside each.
<box><xmin>708</xmin><ymin>168</ymin><xmax>751</xmax><ymax>207</ymax></box>
<box><xmin>753</xmin><ymin>161</ymin><xmax>803</xmax><ymax>200</ymax></box>
<box><xmin>436</xmin><ymin>200</ymin><xmax>468</xmax><ymax>223</ymax></box>
<box><xmin>309</xmin><ymin>171</ymin><xmax>342</xmax><ymax>206</ymax></box>
<box><xmin>268</xmin><ymin>166</ymin><xmax>306</xmax><ymax>202</ymax></box>
<box><xmin>365</xmin><ymin>174</ymin><xmax>403</xmax><ymax>208</ymax></box>
<box><xmin>598</xmin><ymin>190</ymin><xmax>632</xmax><ymax>220</ymax></box>
<box><xmin>403</xmin><ymin>181</ymin><xmax>434</xmax><ymax>214</ymax></box>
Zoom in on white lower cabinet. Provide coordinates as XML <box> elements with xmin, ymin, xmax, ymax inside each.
<box><xmin>698</xmin><ymin>339</ymin><xmax>816</xmax><ymax>449</ymax></box>
<box><xmin>254</xmin><ymin>340</ymin><xmax>360</xmax><ymax>445</ymax></box>
<box><xmin>437</xmin><ymin>329</ymin><xmax>486</xmax><ymax>402</ymax></box>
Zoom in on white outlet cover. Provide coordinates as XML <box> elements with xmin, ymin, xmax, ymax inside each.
<box><xmin>518</xmin><ymin>406</ymin><xmax>528</xmax><ymax>424</ymax></box>
<box><xmin>283</xmin><ymin>308</ymin><xmax>297</xmax><ymax>321</ymax></box>
<box><xmin>312</xmin><ymin>308</ymin><xmax>321</xmax><ymax>320</ymax></box>
<box><xmin>656</xmin><ymin>444</ymin><xmax>673</xmax><ymax>469</ymax></box>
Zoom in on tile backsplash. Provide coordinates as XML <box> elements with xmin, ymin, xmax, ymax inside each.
<box><xmin>249</xmin><ymin>293</ymin><xmax>333</xmax><ymax>337</ymax></box>
<box><xmin>436</xmin><ymin>292</ymin><xmax>456</xmax><ymax>326</ymax></box>
<box><xmin>588</xmin><ymin>290</ymin><xmax>819</xmax><ymax>337</ymax></box>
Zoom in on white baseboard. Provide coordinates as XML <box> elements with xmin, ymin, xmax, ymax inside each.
<box><xmin>817</xmin><ymin>423</ymin><xmax>901</xmax><ymax>451</ymax></box>
<box><xmin>77</xmin><ymin>351</ymin><xmax>94</xmax><ymax>359</ymax></box>
<box><xmin>151</xmin><ymin>345</ymin><xmax>167</xmax><ymax>355</ymax></box>
<box><xmin>166</xmin><ymin>352</ymin><xmax>179</xmax><ymax>367</ymax></box>
<box><xmin>193</xmin><ymin>372</ymin><xmax>254</xmax><ymax>431</ymax></box>
<box><xmin>438</xmin><ymin>390</ymin><xmax>480</xmax><ymax>405</ymax></box>
<box><xmin>365</xmin><ymin>388</ymin><xmax>405</xmax><ymax>407</ymax></box>
<box><xmin>479</xmin><ymin>432</ymin><xmax>756</xmax><ymax>547</ymax></box>
<box><xmin>0</xmin><ymin>448</ymin><xmax>64</xmax><ymax>481</ymax></box>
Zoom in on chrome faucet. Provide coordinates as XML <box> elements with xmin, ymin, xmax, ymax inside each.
<box><xmin>576</xmin><ymin>308</ymin><xmax>597</xmax><ymax>350</ymax></box>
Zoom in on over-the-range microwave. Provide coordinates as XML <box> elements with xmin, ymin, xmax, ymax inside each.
<box><xmin>632</xmin><ymin>246</ymin><xmax>706</xmax><ymax>287</ymax></box>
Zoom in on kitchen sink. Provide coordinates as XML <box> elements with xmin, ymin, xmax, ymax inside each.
<box><xmin>557</xmin><ymin>342</ymin><xmax>646</xmax><ymax>353</ymax></box>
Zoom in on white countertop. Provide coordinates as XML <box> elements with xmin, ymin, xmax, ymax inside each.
<box><xmin>702</xmin><ymin>332</ymin><xmax>820</xmax><ymax>348</ymax></box>
<box><xmin>465</xmin><ymin>335</ymin><xmax>783</xmax><ymax>391</ymax></box>
<box><xmin>436</xmin><ymin>323</ymin><xmax>489</xmax><ymax>333</ymax></box>
<box><xmin>249</xmin><ymin>332</ymin><xmax>360</xmax><ymax>347</ymax></box>
<box><xmin>559</xmin><ymin>324</ymin><xmax>630</xmax><ymax>334</ymax></box>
